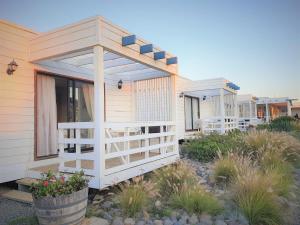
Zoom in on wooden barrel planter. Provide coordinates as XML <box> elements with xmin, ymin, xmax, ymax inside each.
<box><xmin>33</xmin><ymin>187</ymin><xmax>88</xmax><ymax>225</ymax></box>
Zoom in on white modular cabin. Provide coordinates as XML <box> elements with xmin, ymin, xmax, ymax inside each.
<box><xmin>237</xmin><ymin>94</ymin><xmax>259</xmax><ymax>130</ymax></box>
<box><xmin>256</xmin><ymin>97</ymin><xmax>293</xmax><ymax>123</ymax></box>
<box><xmin>291</xmin><ymin>102</ymin><xmax>300</xmax><ymax>118</ymax></box>
<box><xmin>0</xmin><ymin>17</ymin><xmax>180</xmax><ymax>189</ymax></box>
<box><xmin>176</xmin><ymin>76</ymin><xmax>240</xmax><ymax>140</ymax></box>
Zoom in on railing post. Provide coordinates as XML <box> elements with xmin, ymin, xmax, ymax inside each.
<box><xmin>75</xmin><ymin>128</ymin><xmax>81</xmax><ymax>170</ymax></box>
<box><xmin>145</xmin><ymin>125</ymin><xmax>149</xmax><ymax>158</ymax></box>
<box><xmin>58</xmin><ymin>128</ymin><xmax>65</xmax><ymax>172</ymax></box>
<box><xmin>94</xmin><ymin>45</ymin><xmax>105</xmax><ymax>189</ymax></box>
<box><xmin>219</xmin><ymin>88</ymin><xmax>225</xmax><ymax>134</ymax></box>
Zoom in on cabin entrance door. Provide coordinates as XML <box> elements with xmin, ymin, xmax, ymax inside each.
<box><xmin>35</xmin><ymin>73</ymin><xmax>94</xmax><ymax>160</ymax></box>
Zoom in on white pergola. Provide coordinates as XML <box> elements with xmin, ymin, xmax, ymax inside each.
<box><xmin>28</xmin><ymin>16</ymin><xmax>179</xmax><ymax>189</ymax></box>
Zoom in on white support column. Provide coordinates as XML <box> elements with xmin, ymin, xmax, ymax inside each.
<box><xmin>254</xmin><ymin>102</ymin><xmax>257</xmax><ymax>119</ymax></box>
<box><xmin>93</xmin><ymin>45</ymin><xmax>105</xmax><ymax>189</ymax></box>
<box><xmin>219</xmin><ymin>88</ymin><xmax>225</xmax><ymax>134</ymax></box>
<box><xmin>234</xmin><ymin>94</ymin><xmax>238</xmax><ymax>128</ymax></box>
<box><xmin>265</xmin><ymin>103</ymin><xmax>270</xmax><ymax>123</ymax></box>
<box><xmin>249</xmin><ymin>100</ymin><xmax>252</xmax><ymax>119</ymax></box>
<box><xmin>287</xmin><ymin>101</ymin><xmax>292</xmax><ymax>116</ymax></box>
<box><xmin>171</xmin><ymin>74</ymin><xmax>179</xmax><ymax>155</ymax></box>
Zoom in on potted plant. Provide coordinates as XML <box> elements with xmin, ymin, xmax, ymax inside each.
<box><xmin>30</xmin><ymin>170</ymin><xmax>89</xmax><ymax>225</ymax></box>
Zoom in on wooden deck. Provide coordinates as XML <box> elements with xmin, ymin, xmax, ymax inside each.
<box><xmin>29</xmin><ymin>151</ymin><xmax>161</xmax><ymax>174</ymax></box>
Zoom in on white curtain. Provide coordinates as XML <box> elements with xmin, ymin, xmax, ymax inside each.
<box><xmin>82</xmin><ymin>84</ymin><xmax>94</xmax><ymax>139</ymax></box>
<box><xmin>185</xmin><ymin>97</ymin><xmax>192</xmax><ymax>130</ymax></box>
<box><xmin>37</xmin><ymin>75</ymin><xmax>57</xmax><ymax>157</ymax></box>
<box><xmin>82</xmin><ymin>83</ymin><xmax>94</xmax><ymax>120</ymax></box>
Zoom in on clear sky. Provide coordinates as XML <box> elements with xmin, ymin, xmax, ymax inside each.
<box><xmin>1</xmin><ymin>0</ymin><xmax>299</xmax><ymax>99</ymax></box>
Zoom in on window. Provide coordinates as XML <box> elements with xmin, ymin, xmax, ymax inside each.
<box><xmin>184</xmin><ymin>96</ymin><xmax>200</xmax><ymax>131</ymax></box>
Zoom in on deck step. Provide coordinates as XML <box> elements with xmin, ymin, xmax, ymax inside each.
<box><xmin>16</xmin><ymin>178</ymin><xmax>39</xmax><ymax>192</ymax></box>
<box><xmin>16</xmin><ymin>178</ymin><xmax>39</xmax><ymax>186</ymax></box>
<box><xmin>1</xmin><ymin>190</ymin><xmax>33</xmax><ymax>204</ymax></box>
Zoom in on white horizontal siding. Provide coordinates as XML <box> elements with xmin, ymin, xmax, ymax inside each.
<box><xmin>105</xmin><ymin>81</ymin><xmax>133</xmax><ymax>122</ymax></box>
<box><xmin>0</xmin><ymin>21</ymin><xmax>37</xmax><ymax>183</ymax></box>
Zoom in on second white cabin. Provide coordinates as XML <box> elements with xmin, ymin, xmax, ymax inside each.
<box><xmin>176</xmin><ymin>76</ymin><xmax>240</xmax><ymax>140</ymax></box>
<box><xmin>237</xmin><ymin>94</ymin><xmax>259</xmax><ymax>130</ymax></box>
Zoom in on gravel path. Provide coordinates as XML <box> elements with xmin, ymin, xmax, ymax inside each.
<box><xmin>0</xmin><ymin>197</ymin><xmax>35</xmax><ymax>225</ymax></box>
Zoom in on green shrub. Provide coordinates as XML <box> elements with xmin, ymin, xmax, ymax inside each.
<box><xmin>116</xmin><ymin>176</ymin><xmax>158</xmax><ymax>217</ymax></box>
<box><xmin>171</xmin><ymin>184</ymin><xmax>222</xmax><ymax>215</ymax></box>
<box><xmin>232</xmin><ymin>172</ymin><xmax>283</xmax><ymax>225</ymax></box>
<box><xmin>269</xmin><ymin>116</ymin><xmax>299</xmax><ymax>132</ymax></box>
<box><xmin>213</xmin><ymin>155</ymin><xmax>238</xmax><ymax>185</ymax></box>
<box><xmin>182</xmin><ymin>131</ymin><xmax>244</xmax><ymax>162</ymax></box>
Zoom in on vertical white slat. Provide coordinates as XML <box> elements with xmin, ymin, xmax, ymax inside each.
<box><xmin>145</xmin><ymin>125</ymin><xmax>149</xmax><ymax>158</ymax></box>
<box><xmin>75</xmin><ymin>128</ymin><xmax>81</xmax><ymax>170</ymax></box>
<box><xmin>124</xmin><ymin>127</ymin><xmax>130</xmax><ymax>164</ymax></box>
<box><xmin>58</xmin><ymin>128</ymin><xmax>65</xmax><ymax>172</ymax></box>
<box><xmin>159</xmin><ymin>78</ymin><xmax>163</xmax><ymax>121</ymax></box>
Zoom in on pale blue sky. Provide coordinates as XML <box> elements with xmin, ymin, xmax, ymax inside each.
<box><xmin>1</xmin><ymin>0</ymin><xmax>299</xmax><ymax>99</ymax></box>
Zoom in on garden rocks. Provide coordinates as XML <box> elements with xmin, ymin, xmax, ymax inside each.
<box><xmin>163</xmin><ymin>218</ymin><xmax>173</xmax><ymax>225</ymax></box>
<box><xmin>85</xmin><ymin>217</ymin><xmax>109</xmax><ymax>225</ymax></box>
<box><xmin>215</xmin><ymin>220</ymin><xmax>227</xmax><ymax>225</ymax></box>
<box><xmin>199</xmin><ymin>214</ymin><xmax>213</xmax><ymax>225</ymax></box>
<box><xmin>189</xmin><ymin>214</ymin><xmax>199</xmax><ymax>224</ymax></box>
<box><xmin>102</xmin><ymin>200</ymin><xmax>114</xmax><ymax>209</ymax></box>
<box><xmin>136</xmin><ymin>220</ymin><xmax>146</xmax><ymax>225</ymax></box>
<box><xmin>124</xmin><ymin>218</ymin><xmax>135</xmax><ymax>225</ymax></box>
<box><xmin>153</xmin><ymin>219</ymin><xmax>163</xmax><ymax>225</ymax></box>
<box><xmin>112</xmin><ymin>216</ymin><xmax>123</xmax><ymax>225</ymax></box>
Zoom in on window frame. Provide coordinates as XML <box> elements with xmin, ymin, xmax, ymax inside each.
<box><xmin>184</xmin><ymin>95</ymin><xmax>200</xmax><ymax>131</ymax></box>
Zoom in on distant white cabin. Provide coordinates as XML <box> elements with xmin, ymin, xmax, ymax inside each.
<box><xmin>237</xmin><ymin>94</ymin><xmax>259</xmax><ymax>130</ymax></box>
<box><xmin>0</xmin><ymin>17</ymin><xmax>180</xmax><ymax>189</ymax></box>
<box><xmin>256</xmin><ymin>97</ymin><xmax>293</xmax><ymax>123</ymax></box>
<box><xmin>176</xmin><ymin>76</ymin><xmax>240</xmax><ymax>140</ymax></box>
<box><xmin>291</xmin><ymin>102</ymin><xmax>300</xmax><ymax>118</ymax></box>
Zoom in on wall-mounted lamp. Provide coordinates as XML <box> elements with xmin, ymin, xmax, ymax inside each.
<box><xmin>202</xmin><ymin>95</ymin><xmax>207</xmax><ymax>101</ymax></box>
<box><xmin>179</xmin><ymin>92</ymin><xmax>184</xmax><ymax>98</ymax></box>
<box><xmin>7</xmin><ymin>59</ymin><xmax>18</xmax><ymax>75</ymax></box>
<box><xmin>118</xmin><ymin>80</ymin><xmax>123</xmax><ymax>89</ymax></box>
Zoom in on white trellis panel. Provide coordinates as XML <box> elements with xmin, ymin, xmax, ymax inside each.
<box><xmin>135</xmin><ymin>77</ymin><xmax>172</xmax><ymax>122</ymax></box>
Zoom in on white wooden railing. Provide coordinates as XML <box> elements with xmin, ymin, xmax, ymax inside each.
<box><xmin>58</xmin><ymin>122</ymin><xmax>96</xmax><ymax>177</ymax></box>
<box><xmin>201</xmin><ymin>117</ymin><xmax>238</xmax><ymax>134</ymax></box>
<box><xmin>238</xmin><ymin>118</ymin><xmax>261</xmax><ymax>131</ymax></box>
<box><xmin>57</xmin><ymin>121</ymin><xmax>178</xmax><ymax>187</ymax></box>
<box><xmin>104</xmin><ymin>121</ymin><xmax>177</xmax><ymax>175</ymax></box>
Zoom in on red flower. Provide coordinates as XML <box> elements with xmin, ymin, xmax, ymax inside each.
<box><xmin>43</xmin><ymin>181</ymin><xmax>49</xmax><ymax>187</ymax></box>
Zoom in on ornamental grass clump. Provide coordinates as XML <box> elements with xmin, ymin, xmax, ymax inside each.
<box><xmin>153</xmin><ymin>161</ymin><xmax>198</xmax><ymax>198</ymax></box>
<box><xmin>171</xmin><ymin>184</ymin><xmax>222</xmax><ymax>215</ymax></box>
<box><xmin>260</xmin><ymin>152</ymin><xmax>294</xmax><ymax>197</ymax></box>
<box><xmin>213</xmin><ymin>153</ymin><xmax>255</xmax><ymax>186</ymax></box>
<box><xmin>116</xmin><ymin>176</ymin><xmax>159</xmax><ymax>217</ymax></box>
<box><xmin>30</xmin><ymin>170</ymin><xmax>88</xmax><ymax>199</ymax></box>
<box><xmin>232</xmin><ymin>171</ymin><xmax>283</xmax><ymax>225</ymax></box>
<box><xmin>244</xmin><ymin>130</ymin><xmax>300</xmax><ymax>164</ymax></box>
<box><xmin>213</xmin><ymin>154</ymin><xmax>238</xmax><ymax>185</ymax></box>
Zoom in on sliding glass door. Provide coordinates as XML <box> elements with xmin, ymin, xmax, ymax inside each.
<box><xmin>36</xmin><ymin>73</ymin><xmax>94</xmax><ymax>159</ymax></box>
<box><xmin>184</xmin><ymin>96</ymin><xmax>200</xmax><ymax>131</ymax></box>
